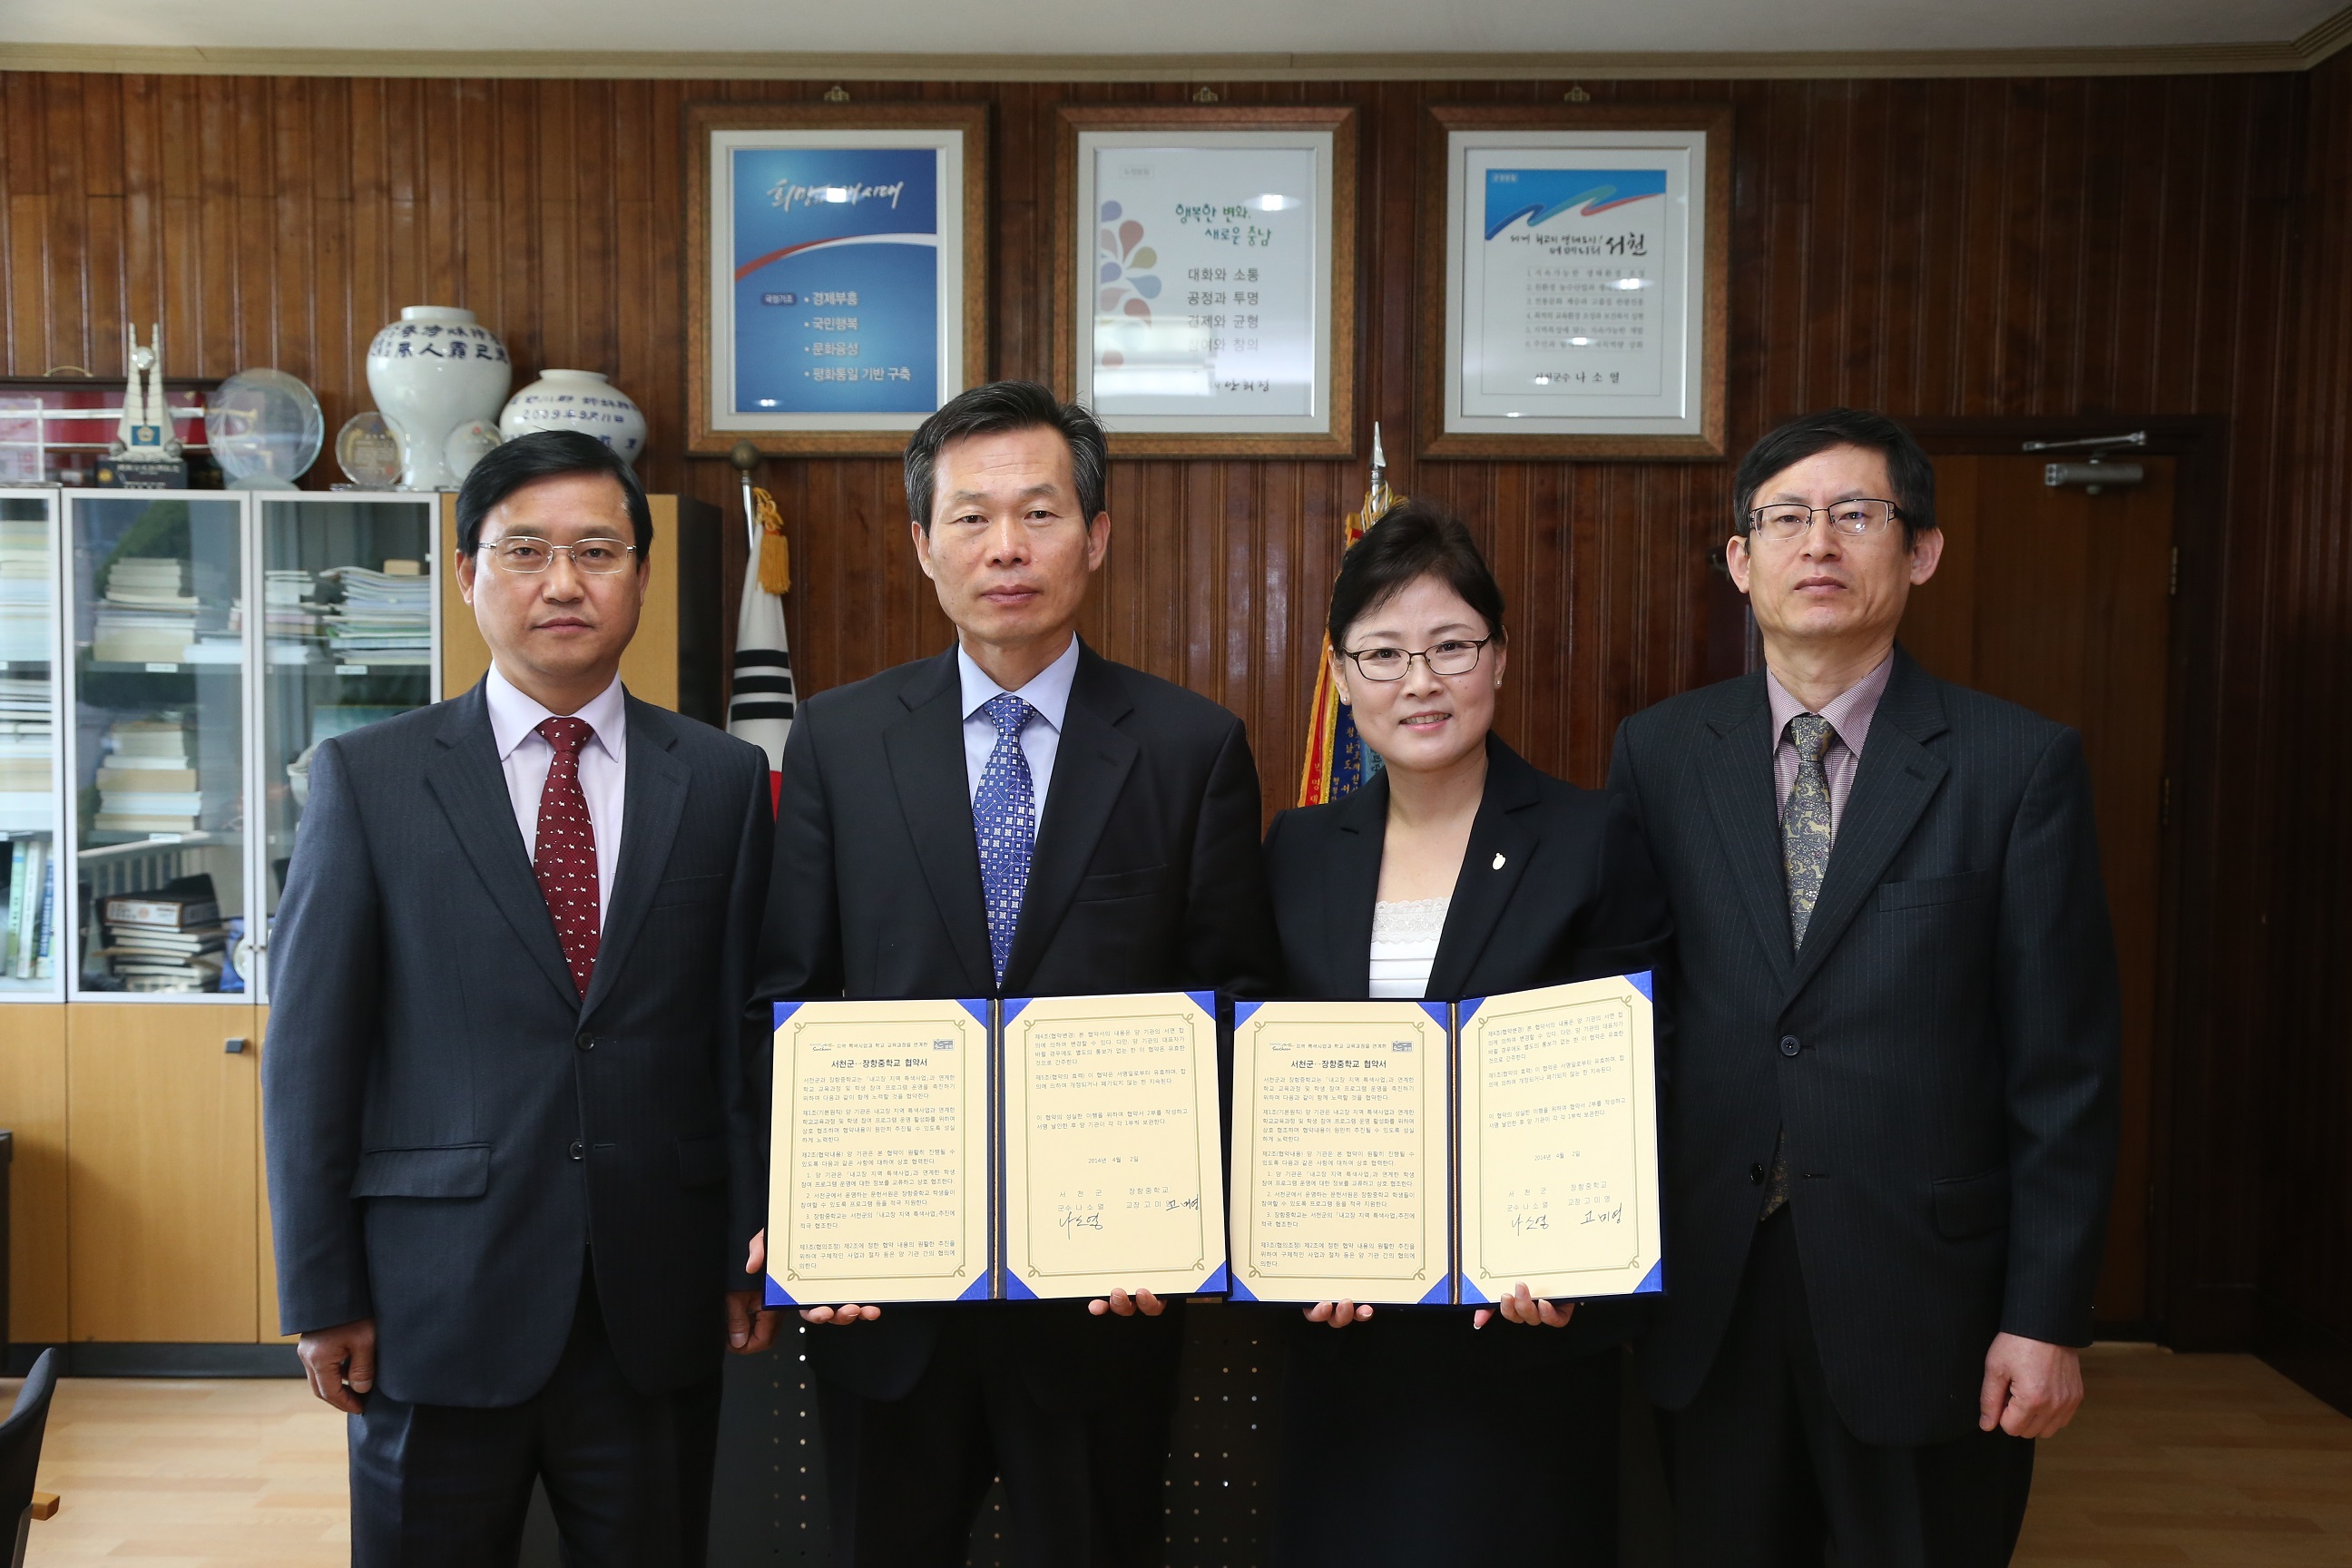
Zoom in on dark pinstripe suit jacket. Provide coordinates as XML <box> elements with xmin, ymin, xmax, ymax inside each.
<box><xmin>1609</xmin><ymin>647</ymin><xmax>2121</xmax><ymax>1446</ymax></box>
<box><xmin>263</xmin><ymin>684</ymin><xmax>775</xmax><ymax>1408</ymax></box>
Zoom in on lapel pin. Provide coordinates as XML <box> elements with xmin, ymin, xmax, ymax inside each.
<box><xmin>1492</xmin><ymin>853</ymin><xmax>1506</xmax><ymax>870</ymax></box>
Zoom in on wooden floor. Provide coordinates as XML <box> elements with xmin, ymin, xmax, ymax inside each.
<box><xmin>1</xmin><ymin>1342</ymin><xmax>2346</xmax><ymax>1565</ymax></box>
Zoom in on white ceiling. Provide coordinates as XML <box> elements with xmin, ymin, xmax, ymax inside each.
<box><xmin>0</xmin><ymin>0</ymin><xmax>2340</xmax><ymax>58</ymax></box>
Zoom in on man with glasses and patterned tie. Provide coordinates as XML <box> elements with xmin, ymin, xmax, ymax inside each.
<box><xmin>264</xmin><ymin>430</ymin><xmax>779</xmax><ymax>1565</ymax></box>
<box><xmin>1608</xmin><ymin>409</ymin><xmax>2122</xmax><ymax>1566</ymax></box>
<box><xmin>754</xmin><ymin>380</ymin><xmax>1278</xmax><ymax>1567</ymax></box>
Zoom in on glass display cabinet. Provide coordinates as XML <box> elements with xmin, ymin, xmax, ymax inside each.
<box><xmin>63</xmin><ymin>491</ymin><xmax>248</xmax><ymax>1001</ymax></box>
<box><xmin>0</xmin><ymin>489</ymin><xmax>64</xmax><ymax>1001</ymax></box>
<box><xmin>60</xmin><ymin>491</ymin><xmax>440</xmax><ymax>1003</ymax></box>
<box><xmin>253</xmin><ymin>495</ymin><xmax>438</xmax><ymax>997</ymax></box>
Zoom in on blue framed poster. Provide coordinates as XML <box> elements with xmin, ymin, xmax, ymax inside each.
<box><xmin>688</xmin><ymin>103</ymin><xmax>988</xmax><ymax>456</ymax></box>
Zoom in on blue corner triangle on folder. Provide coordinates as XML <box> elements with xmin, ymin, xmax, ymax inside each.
<box><xmin>1225</xmin><ymin>1273</ymin><xmax>1259</xmax><ymax>1303</ymax></box>
<box><xmin>1233</xmin><ymin>1001</ymin><xmax>1261</xmax><ymax>1027</ymax></box>
<box><xmin>1416</xmin><ymin>999</ymin><xmax>1449</xmax><ymax>1030</ymax></box>
<box><xmin>1195</xmin><ymin>1262</ymin><xmax>1229</xmax><ymax>1297</ymax></box>
<box><xmin>956</xmin><ymin>1273</ymin><xmax>991</xmax><ymax>1301</ymax></box>
<box><xmin>1633</xmin><ymin>1259</ymin><xmax>1665</xmax><ymax>1295</ymax></box>
<box><xmin>771</xmin><ymin>1001</ymin><xmax>800</xmax><ymax>1029</ymax></box>
<box><xmin>764</xmin><ymin>1278</ymin><xmax>795</xmax><ymax>1308</ymax></box>
<box><xmin>1627</xmin><ymin>969</ymin><xmax>1654</xmax><ymax>1002</ymax></box>
<box><xmin>1003</xmin><ymin>1270</ymin><xmax>1040</xmax><ymax>1301</ymax></box>
<box><xmin>1417</xmin><ymin>1276</ymin><xmax>1453</xmax><ymax>1306</ymax></box>
<box><xmin>1000</xmin><ymin>997</ymin><xmax>1032</xmax><ymax>1025</ymax></box>
<box><xmin>1456</xmin><ymin>1275</ymin><xmax>1492</xmax><ymax>1305</ymax></box>
<box><xmin>1184</xmin><ymin>989</ymin><xmax>1216</xmax><ymax>1018</ymax></box>
<box><xmin>958</xmin><ymin>997</ymin><xmax>992</xmax><ymax>1027</ymax></box>
<box><xmin>1458</xmin><ymin>995</ymin><xmax>1487</xmax><ymax>1024</ymax></box>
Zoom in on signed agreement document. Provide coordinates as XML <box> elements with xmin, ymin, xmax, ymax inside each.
<box><xmin>1229</xmin><ymin>1001</ymin><xmax>1452</xmax><ymax>1305</ymax></box>
<box><xmin>768</xmin><ymin>998</ymin><xmax>993</xmax><ymax>1305</ymax></box>
<box><xmin>1455</xmin><ymin>976</ymin><xmax>1661</xmax><ymax>1303</ymax></box>
<box><xmin>767</xmin><ymin>993</ymin><xmax>1229</xmax><ymax>1307</ymax></box>
<box><xmin>1227</xmin><ymin>975</ymin><xmax>1661</xmax><ymax>1305</ymax></box>
<box><xmin>998</xmin><ymin>992</ymin><xmax>1228</xmax><ymax>1301</ymax></box>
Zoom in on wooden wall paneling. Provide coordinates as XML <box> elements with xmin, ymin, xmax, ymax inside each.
<box><xmin>2260</xmin><ymin>44</ymin><xmax>2352</xmax><ymax>1413</ymax></box>
<box><xmin>66</xmin><ymin>1003</ymin><xmax>260</xmax><ymax>1343</ymax></box>
<box><xmin>0</xmin><ymin>1005</ymin><xmax>69</xmax><ymax>1344</ymax></box>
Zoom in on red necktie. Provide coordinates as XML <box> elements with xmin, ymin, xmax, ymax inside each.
<box><xmin>533</xmin><ymin>716</ymin><xmax>600</xmax><ymax>997</ymax></box>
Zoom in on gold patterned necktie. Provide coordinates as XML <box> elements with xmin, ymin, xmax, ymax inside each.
<box><xmin>534</xmin><ymin>716</ymin><xmax>601</xmax><ymax>999</ymax></box>
<box><xmin>1762</xmin><ymin>712</ymin><xmax>1836</xmax><ymax>1221</ymax></box>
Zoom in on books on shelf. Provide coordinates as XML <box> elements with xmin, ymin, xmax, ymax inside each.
<box><xmin>0</xmin><ymin>676</ymin><xmax>54</xmax><ymax>833</ymax></box>
<box><xmin>0</xmin><ymin>519</ymin><xmax>50</xmax><ymax>664</ymax></box>
<box><xmin>92</xmin><ymin>556</ymin><xmax>199</xmax><ymax>663</ymax></box>
<box><xmin>93</xmin><ymin>717</ymin><xmax>201</xmax><ymax>833</ymax></box>
<box><xmin>320</xmin><ymin>564</ymin><xmax>432</xmax><ymax>666</ymax></box>
<box><xmin>1</xmin><ymin>835</ymin><xmax>53</xmax><ymax>980</ymax></box>
<box><xmin>97</xmin><ymin>872</ymin><xmax>225</xmax><ymax>992</ymax></box>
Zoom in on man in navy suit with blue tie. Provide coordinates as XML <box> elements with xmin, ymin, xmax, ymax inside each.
<box><xmin>754</xmin><ymin>380</ymin><xmax>1278</xmax><ymax>1566</ymax></box>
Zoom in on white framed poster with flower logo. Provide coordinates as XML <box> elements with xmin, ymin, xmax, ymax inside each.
<box><xmin>1053</xmin><ymin>106</ymin><xmax>1357</xmax><ymax>458</ymax></box>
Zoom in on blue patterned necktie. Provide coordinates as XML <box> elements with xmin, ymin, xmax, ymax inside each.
<box><xmin>974</xmin><ymin>693</ymin><xmax>1037</xmax><ymax>985</ymax></box>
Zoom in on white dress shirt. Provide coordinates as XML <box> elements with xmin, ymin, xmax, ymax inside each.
<box><xmin>957</xmin><ymin>636</ymin><xmax>1081</xmax><ymax>809</ymax></box>
<box><xmin>1369</xmin><ymin>897</ymin><xmax>1449</xmax><ymax>999</ymax></box>
<box><xmin>485</xmin><ymin>663</ymin><xmax>627</xmax><ymax>928</ymax></box>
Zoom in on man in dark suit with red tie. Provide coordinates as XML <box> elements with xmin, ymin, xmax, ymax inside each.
<box><xmin>755</xmin><ymin>380</ymin><xmax>1279</xmax><ymax>1566</ymax></box>
<box><xmin>264</xmin><ymin>431</ymin><xmax>779</xmax><ymax>1565</ymax></box>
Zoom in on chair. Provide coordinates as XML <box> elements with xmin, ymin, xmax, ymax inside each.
<box><xmin>0</xmin><ymin>1349</ymin><xmax>58</xmax><ymax>1568</ymax></box>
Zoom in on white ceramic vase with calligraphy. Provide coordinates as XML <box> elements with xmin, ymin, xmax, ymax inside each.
<box><xmin>364</xmin><ymin>305</ymin><xmax>512</xmax><ymax>490</ymax></box>
<box><xmin>498</xmin><ymin>370</ymin><xmax>647</xmax><ymax>468</ymax></box>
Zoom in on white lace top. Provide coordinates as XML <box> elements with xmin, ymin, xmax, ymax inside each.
<box><xmin>1369</xmin><ymin>897</ymin><xmax>1450</xmax><ymax>999</ymax></box>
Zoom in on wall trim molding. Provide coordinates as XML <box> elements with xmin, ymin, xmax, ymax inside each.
<box><xmin>1</xmin><ymin>16</ymin><xmax>2350</xmax><ymax>83</ymax></box>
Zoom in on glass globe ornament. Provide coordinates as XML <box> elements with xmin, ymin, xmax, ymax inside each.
<box><xmin>204</xmin><ymin>368</ymin><xmax>325</xmax><ymax>489</ymax></box>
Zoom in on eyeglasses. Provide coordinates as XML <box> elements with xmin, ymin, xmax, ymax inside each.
<box><xmin>1338</xmin><ymin>637</ymin><xmax>1493</xmax><ymax>682</ymax></box>
<box><xmin>479</xmin><ymin>536</ymin><xmax>638</xmax><ymax>574</ymax></box>
<box><xmin>1744</xmin><ymin>499</ymin><xmax>1903</xmax><ymax>541</ymax></box>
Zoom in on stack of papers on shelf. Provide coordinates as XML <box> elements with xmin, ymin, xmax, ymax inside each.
<box><xmin>0</xmin><ymin>520</ymin><xmax>49</xmax><ymax>663</ymax></box>
<box><xmin>265</xmin><ymin>569</ymin><xmax>325</xmax><ymax>650</ymax></box>
<box><xmin>93</xmin><ymin>717</ymin><xmax>201</xmax><ymax>832</ymax></box>
<box><xmin>92</xmin><ymin>556</ymin><xmax>198</xmax><ymax>663</ymax></box>
<box><xmin>0</xmin><ymin>677</ymin><xmax>52</xmax><ymax>832</ymax></box>
<box><xmin>100</xmin><ymin>874</ymin><xmax>224</xmax><ymax>992</ymax></box>
<box><xmin>321</xmin><ymin>564</ymin><xmax>432</xmax><ymax>665</ymax></box>
<box><xmin>1</xmin><ymin>836</ymin><xmax>54</xmax><ymax>981</ymax></box>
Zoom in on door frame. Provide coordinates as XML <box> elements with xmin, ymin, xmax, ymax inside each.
<box><xmin>1901</xmin><ymin>414</ymin><xmax>2230</xmax><ymax>1349</ymax></box>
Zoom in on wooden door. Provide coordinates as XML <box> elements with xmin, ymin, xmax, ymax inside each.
<box><xmin>66</xmin><ymin>1003</ymin><xmax>260</xmax><ymax>1341</ymax></box>
<box><xmin>1898</xmin><ymin>455</ymin><xmax>2172</xmax><ymax>1325</ymax></box>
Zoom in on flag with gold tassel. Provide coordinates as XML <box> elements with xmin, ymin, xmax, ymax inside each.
<box><xmin>728</xmin><ymin>457</ymin><xmax>795</xmax><ymax>808</ymax></box>
<box><xmin>1296</xmin><ymin>425</ymin><xmax>1402</xmax><ymax>806</ymax></box>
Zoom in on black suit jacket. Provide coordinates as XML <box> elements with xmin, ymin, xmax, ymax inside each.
<box><xmin>1610</xmin><ymin>648</ymin><xmax>2121</xmax><ymax>1446</ymax></box>
<box><xmin>263</xmin><ymin>684</ymin><xmax>774</xmax><ymax>1408</ymax></box>
<box><xmin>756</xmin><ymin>642</ymin><xmax>1278</xmax><ymax>1406</ymax></box>
<box><xmin>1262</xmin><ymin>736</ymin><xmax>1671</xmax><ymax>1370</ymax></box>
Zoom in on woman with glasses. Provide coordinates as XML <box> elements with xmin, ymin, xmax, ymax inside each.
<box><xmin>1262</xmin><ymin>501</ymin><xmax>1670</xmax><ymax>1566</ymax></box>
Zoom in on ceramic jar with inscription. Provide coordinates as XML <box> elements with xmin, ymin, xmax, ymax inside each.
<box><xmin>364</xmin><ymin>306</ymin><xmax>512</xmax><ymax>490</ymax></box>
<box><xmin>499</xmin><ymin>370</ymin><xmax>647</xmax><ymax>467</ymax></box>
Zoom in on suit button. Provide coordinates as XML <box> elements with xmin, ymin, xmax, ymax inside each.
<box><xmin>569</xmin><ymin>1142</ymin><xmax>583</xmax><ymax>1161</ymax></box>
<box><xmin>1779</xmin><ymin>1034</ymin><xmax>1801</xmax><ymax>1057</ymax></box>
<box><xmin>1749</xmin><ymin>1162</ymin><xmax>1767</xmax><ymax>1184</ymax></box>
<box><xmin>575</xmin><ymin>1033</ymin><xmax>595</xmax><ymax>1052</ymax></box>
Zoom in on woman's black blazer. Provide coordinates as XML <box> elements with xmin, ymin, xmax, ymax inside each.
<box><xmin>1259</xmin><ymin>733</ymin><xmax>1671</xmax><ymax>1366</ymax></box>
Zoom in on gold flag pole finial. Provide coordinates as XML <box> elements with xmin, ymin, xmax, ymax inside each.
<box><xmin>1362</xmin><ymin>421</ymin><xmax>1395</xmax><ymax>529</ymax></box>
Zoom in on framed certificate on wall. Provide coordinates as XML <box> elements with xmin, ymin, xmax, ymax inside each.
<box><xmin>685</xmin><ymin>103</ymin><xmax>989</xmax><ymax>456</ymax></box>
<box><xmin>1418</xmin><ymin>104</ymin><xmax>1730</xmax><ymax>460</ymax></box>
<box><xmin>1053</xmin><ymin>106</ymin><xmax>1357</xmax><ymax>458</ymax></box>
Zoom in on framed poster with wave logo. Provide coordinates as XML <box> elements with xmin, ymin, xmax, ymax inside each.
<box><xmin>1053</xmin><ymin>105</ymin><xmax>1357</xmax><ymax>458</ymax></box>
<box><xmin>686</xmin><ymin>103</ymin><xmax>988</xmax><ymax>456</ymax></box>
<box><xmin>1418</xmin><ymin>104</ymin><xmax>1730</xmax><ymax>459</ymax></box>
